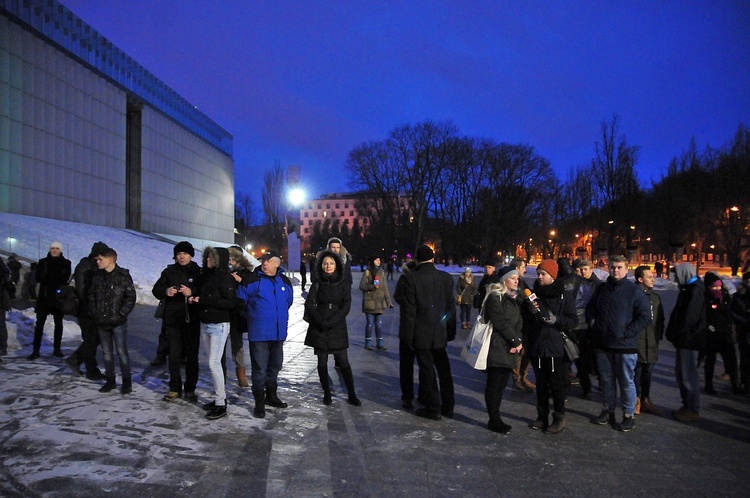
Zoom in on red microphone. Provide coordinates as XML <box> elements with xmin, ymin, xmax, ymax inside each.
<box><xmin>523</xmin><ymin>288</ymin><xmax>538</xmax><ymax>303</ymax></box>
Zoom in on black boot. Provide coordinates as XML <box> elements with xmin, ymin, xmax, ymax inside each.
<box><xmin>252</xmin><ymin>388</ymin><xmax>266</xmax><ymax>418</ymax></box>
<box><xmin>121</xmin><ymin>377</ymin><xmax>132</xmax><ymax>395</ymax></box>
<box><xmin>488</xmin><ymin>417</ymin><xmax>512</xmax><ymax>434</ymax></box>
<box><xmin>99</xmin><ymin>377</ymin><xmax>116</xmax><ymax>393</ymax></box>
<box><xmin>341</xmin><ymin>366</ymin><xmax>361</xmax><ymax>406</ymax></box>
<box><xmin>319</xmin><ymin>365</ymin><xmax>332</xmax><ymax>405</ymax></box>
<box><xmin>546</xmin><ymin>412</ymin><xmax>566</xmax><ymax>434</ymax></box>
<box><xmin>265</xmin><ymin>384</ymin><xmax>288</xmax><ymax>408</ymax></box>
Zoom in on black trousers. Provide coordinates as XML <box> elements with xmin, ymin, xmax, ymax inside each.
<box><xmin>415</xmin><ymin>347</ymin><xmax>454</xmax><ymax>414</ymax></box>
<box><xmin>73</xmin><ymin>314</ymin><xmax>100</xmax><ymax>372</ymax></box>
<box><xmin>635</xmin><ymin>361</ymin><xmax>654</xmax><ymax>398</ymax></box>
<box><xmin>33</xmin><ymin>310</ymin><xmax>64</xmax><ymax>352</ymax></box>
<box><xmin>166</xmin><ymin>321</ymin><xmax>200</xmax><ymax>393</ymax></box>
<box><xmin>573</xmin><ymin>328</ymin><xmax>594</xmax><ymax>393</ymax></box>
<box><xmin>485</xmin><ymin>366</ymin><xmax>512</xmax><ymax>423</ymax></box>
<box><xmin>532</xmin><ymin>356</ymin><xmax>566</xmax><ymax>417</ymax></box>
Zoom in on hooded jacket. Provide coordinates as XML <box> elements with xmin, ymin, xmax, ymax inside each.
<box><xmin>312</xmin><ymin>241</ymin><xmax>353</xmax><ymax>286</ymax></box>
<box><xmin>196</xmin><ymin>247</ymin><xmax>237</xmax><ymax>324</ymax></box>
<box><xmin>88</xmin><ymin>265</ymin><xmax>136</xmax><ymax>327</ymax></box>
<box><xmin>304</xmin><ymin>250</ymin><xmax>352</xmax><ymax>352</ymax></box>
<box><xmin>586</xmin><ymin>276</ymin><xmax>652</xmax><ymax>352</ymax></box>
<box><xmin>237</xmin><ymin>265</ymin><xmax>293</xmax><ymax>342</ymax></box>
<box><xmin>704</xmin><ymin>273</ymin><xmax>733</xmax><ymax>348</ymax></box>
<box><xmin>665</xmin><ymin>263</ymin><xmax>706</xmax><ymax>350</ymax></box>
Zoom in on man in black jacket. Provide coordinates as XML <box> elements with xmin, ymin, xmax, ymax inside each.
<box><xmin>397</xmin><ymin>245</ymin><xmax>456</xmax><ymax>420</ymax></box>
<box><xmin>666</xmin><ymin>262</ymin><xmax>706</xmax><ymax>422</ymax></box>
<box><xmin>88</xmin><ymin>248</ymin><xmax>136</xmax><ymax>394</ymax></box>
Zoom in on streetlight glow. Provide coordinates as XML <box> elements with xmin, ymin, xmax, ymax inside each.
<box><xmin>287</xmin><ymin>188</ymin><xmax>306</xmax><ymax>207</ymax></box>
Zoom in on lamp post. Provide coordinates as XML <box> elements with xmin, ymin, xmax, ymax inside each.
<box><xmin>285</xmin><ymin>187</ymin><xmax>306</xmax><ymax>274</ymax></box>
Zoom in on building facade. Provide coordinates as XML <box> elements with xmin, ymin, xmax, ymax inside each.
<box><xmin>0</xmin><ymin>0</ymin><xmax>234</xmax><ymax>242</ymax></box>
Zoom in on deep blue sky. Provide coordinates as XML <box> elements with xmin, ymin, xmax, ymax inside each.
<box><xmin>64</xmin><ymin>0</ymin><xmax>750</xmax><ymax>210</ymax></box>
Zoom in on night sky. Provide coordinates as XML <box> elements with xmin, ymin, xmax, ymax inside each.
<box><xmin>62</xmin><ymin>0</ymin><xmax>750</xmax><ymax>213</ymax></box>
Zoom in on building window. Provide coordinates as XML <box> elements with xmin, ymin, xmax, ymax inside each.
<box><xmin>345</xmin><ymin>203</ymin><xmax>349</xmax><ymax>208</ymax></box>
<box><xmin>304</xmin><ymin>212</ymin><xmax>308</xmax><ymax>218</ymax></box>
<box><xmin>326</xmin><ymin>203</ymin><xmax>331</xmax><ymax>209</ymax></box>
<box><xmin>317</xmin><ymin>203</ymin><xmax>322</xmax><ymax>209</ymax></box>
<box><xmin>304</xmin><ymin>228</ymin><xmax>309</xmax><ymax>234</ymax></box>
<box><xmin>349</xmin><ymin>211</ymin><xmax>354</xmax><ymax>216</ymax></box>
<box><xmin>340</xmin><ymin>211</ymin><xmax>344</xmax><ymax>216</ymax></box>
<box><xmin>313</xmin><ymin>212</ymin><xmax>318</xmax><ymax>218</ymax></box>
<box><xmin>335</xmin><ymin>203</ymin><xmax>340</xmax><ymax>209</ymax></box>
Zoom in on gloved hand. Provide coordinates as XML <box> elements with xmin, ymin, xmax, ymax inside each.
<box><xmin>542</xmin><ymin>314</ymin><xmax>557</xmax><ymax>325</ymax></box>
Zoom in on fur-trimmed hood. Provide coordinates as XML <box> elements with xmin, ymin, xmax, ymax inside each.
<box><xmin>202</xmin><ymin>246</ymin><xmax>230</xmax><ymax>271</ymax></box>
<box><xmin>227</xmin><ymin>245</ymin><xmax>257</xmax><ymax>271</ymax></box>
<box><xmin>315</xmin><ymin>249</ymin><xmax>344</xmax><ymax>284</ymax></box>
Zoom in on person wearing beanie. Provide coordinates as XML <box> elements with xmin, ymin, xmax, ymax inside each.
<box><xmin>702</xmin><ymin>272</ymin><xmax>741</xmax><ymax>395</ymax></box>
<box><xmin>525</xmin><ymin>259</ymin><xmax>577</xmax><ymax>434</ymax></box>
<box><xmin>396</xmin><ymin>245</ymin><xmax>456</xmax><ymax>420</ymax></box>
<box><xmin>730</xmin><ymin>272</ymin><xmax>750</xmax><ymax>395</ymax></box>
<box><xmin>28</xmin><ymin>241</ymin><xmax>71</xmax><ymax>360</ymax></box>
<box><xmin>586</xmin><ymin>255</ymin><xmax>651</xmax><ymax>432</ymax></box>
<box><xmin>473</xmin><ymin>259</ymin><xmax>498</xmax><ymax>310</ymax></box>
<box><xmin>359</xmin><ymin>255</ymin><xmax>393</xmax><ymax>350</ymax></box>
<box><xmin>457</xmin><ymin>267</ymin><xmax>477</xmax><ymax>330</ymax></box>
<box><xmin>152</xmin><ymin>241</ymin><xmax>202</xmax><ymax>402</ymax></box>
<box><xmin>65</xmin><ymin>241</ymin><xmax>111</xmax><ymax>379</ymax></box>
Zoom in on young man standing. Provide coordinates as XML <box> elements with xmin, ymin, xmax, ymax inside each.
<box><xmin>634</xmin><ymin>265</ymin><xmax>665</xmax><ymax>414</ymax></box>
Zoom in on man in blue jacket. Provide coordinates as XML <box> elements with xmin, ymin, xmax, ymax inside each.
<box><xmin>587</xmin><ymin>256</ymin><xmax>652</xmax><ymax>432</ymax></box>
<box><xmin>237</xmin><ymin>250</ymin><xmax>294</xmax><ymax>418</ymax></box>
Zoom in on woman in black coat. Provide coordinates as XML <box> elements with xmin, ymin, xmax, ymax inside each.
<box><xmin>304</xmin><ymin>250</ymin><xmax>360</xmax><ymax>406</ymax></box>
<box><xmin>703</xmin><ymin>272</ymin><xmax>741</xmax><ymax>394</ymax></box>
<box><xmin>482</xmin><ymin>272</ymin><xmax>524</xmax><ymax>434</ymax></box>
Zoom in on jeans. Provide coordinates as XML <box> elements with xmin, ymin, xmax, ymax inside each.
<box><xmin>675</xmin><ymin>348</ymin><xmax>700</xmax><ymax>413</ymax></box>
<box><xmin>365</xmin><ymin>313</ymin><xmax>383</xmax><ymax>339</ymax></box>
<box><xmin>249</xmin><ymin>340</ymin><xmax>284</xmax><ymax>390</ymax></box>
<box><xmin>634</xmin><ymin>362</ymin><xmax>655</xmax><ymax>399</ymax></box>
<box><xmin>460</xmin><ymin>304</ymin><xmax>472</xmax><ymax>324</ymax></box>
<box><xmin>98</xmin><ymin>323</ymin><xmax>130</xmax><ymax>380</ymax></box>
<box><xmin>201</xmin><ymin>322</ymin><xmax>231</xmax><ymax>403</ymax></box>
<box><xmin>595</xmin><ymin>349</ymin><xmax>638</xmax><ymax>416</ymax></box>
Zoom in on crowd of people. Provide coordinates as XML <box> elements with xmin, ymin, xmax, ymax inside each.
<box><xmin>2</xmin><ymin>238</ymin><xmax>749</xmax><ymax>433</ymax></box>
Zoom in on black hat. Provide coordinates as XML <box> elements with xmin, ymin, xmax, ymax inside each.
<box><xmin>496</xmin><ymin>266</ymin><xmax>519</xmax><ymax>284</ymax></box>
<box><xmin>261</xmin><ymin>250</ymin><xmax>280</xmax><ymax>261</ymax></box>
<box><xmin>89</xmin><ymin>241</ymin><xmax>110</xmax><ymax>258</ymax></box>
<box><xmin>416</xmin><ymin>245</ymin><xmax>434</xmax><ymax>262</ymax></box>
<box><xmin>173</xmin><ymin>241</ymin><xmax>195</xmax><ymax>258</ymax></box>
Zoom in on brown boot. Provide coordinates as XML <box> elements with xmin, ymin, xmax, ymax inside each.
<box><xmin>236</xmin><ymin>367</ymin><xmax>249</xmax><ymax>388</ymax></box>
<box><xmin>641</xmin><ymin>397</ymin><xmax>662</xmax><ymax>415</ymax></box>
<box><xmin>521</xmin><ymin>374</ymin><xmax>536</xmax><ymax>391</ymax></box>
<box><xmin>634</xmin><ymin>397</ymin><xmax>641</xmax><ymax>415</ymax></box>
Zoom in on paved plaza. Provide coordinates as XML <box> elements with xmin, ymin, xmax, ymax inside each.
<box><xmin>1</xmin><ymin>274</ymin><xmax>749</xmax><ymax>497</ymax></box>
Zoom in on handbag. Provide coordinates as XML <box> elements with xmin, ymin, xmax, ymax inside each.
<box><xmin>461</xmin><ymin>297</ymin><xmax>493</xmax><ymax>370</ymax></box>
<box><xmin>303</xmin><ymin>283</ymin><xmax>318</xmax><ymax>323</ymax></box>
<box><xmin>561</xmin><ymin>331</ymin><xmax>580</xmax><ymax>362</ymax></box>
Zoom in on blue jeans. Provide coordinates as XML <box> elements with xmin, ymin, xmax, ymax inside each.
<box><xmin>675</xmin><ymin>349</ymin><xmax>700</xmax><ymax>413</ymax></box>
<box><xmin>365</xmin><ymin>313</ymin><xmax>383</xmax><ymax>339</ymax></box>
<box><xmin>595</xmin><ymin>350</ymin><xmax>637</xmax><ymax>416</ymax></box>
<box><xmin>98</xmin><ymin>323</ymin><xmax>130</xmax><ymax>380</ymax></box>
<box><xmin>249</xmin><ymin>340</ymin><xmax>284</xmax><ymax>391</ymax></box>
<box><xmin>201</xmin><ymin>322</ymin><xmax>230</xmax><ymax>403</ymax></box>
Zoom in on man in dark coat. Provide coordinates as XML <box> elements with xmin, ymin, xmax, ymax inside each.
<box><xmin>730</xmin><ymin>272</ymin><xmax>750</xmax><ymax>395</ymax></box>
<box><xmin>0</xmin><ymin>257</ymin><xmax>11</xmax><ymax>358</ymax></box>
<box><xmin>587</xmin><ymin>256</ymin><xmax>652</xmax><ymax>432</ymax></box>
<box><xmin>397</xmin><ymin>245</ymin><xmax>456</xmax><ymax>420</ymax></box>
<box><xmin>634</xmin><ymin>265</ymin><xmax>665</xmax><ymax>414</ymax></box>
<box><xmin>5</xmin><ymin>254</ymin><xmax>21</xmax><ymax>299</ymax></box>
<box><xmin>666</xmin><ymin>262</ymin><xmax>706</xmax><ymax>422</ymax></box>
<box><xmin>65</xmin><ymin>241</ymin><xmax>110</xmax><ymax>380</ymax></box>
<box><xmin>152</xmin><ymin>241</ymin><xmax>202</xmax><ymax>402</ymax></box>
<box><xmin>29</xmin><ymin>241</ymin><xmax>71</xmax><ymax>360</ymax></box>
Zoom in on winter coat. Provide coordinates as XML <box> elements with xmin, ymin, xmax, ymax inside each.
<box><xmin>394</xmin><ymin>261</ymin><xmax>417</xmax><ymax>344</ymax></box>
<box><xmin>196</xmin><ymin>247</ymin><xmax>237</xmax><ymax>324</ymax></box>
<box><xmin>706</xmin><ymin>288</ymin><xmax>734</xmax><ymax>349</ymax></box>
<box><xmin>526</xmin><ymin>279</ymin><xmax>577</xmax><ymax>358</ymax></box>
<box><xmin>237</xmin><ymin>267</ymin><xmax>293</xmax><ymax>342</ymax></box>
<box><xmin>304</xmin><ymin>250</ymin><xmax>352</xmax><ymax>352</ymax></box>
<box><xmin>456</xmin><ymin>274</ymin><xmax>477</xmax><ymax>306</ymax></box>
<box><xmin>586</xmin><ymin>276</ymin><xmax>652</xmax><ymax>352</ymax></box>
<box><xmin>360</xmin><ymin>264</ymin><xmax>392</xmax><ymax>313</ymax></box>
<box><xmin>88</xmin><ymin>265</ymin><xmax>136</xmax><ymax>327</ymax></box>
<box><xmin>34</xmin><ymin>253</ymin><xmax>72</xmax><ymax>314</ymax></box>
<box><xmin>730</xmin><ymin>284</ymin><xmax>750</xmax><ymax>340</ymax></box>
<box><xmin>74</xmin><ymin>256</ymin><xmax>97</xmax><ymax>317</ymax></box>
<box><xmin>396</xmin><ymin>262</ymin><xmax>457</xmax><ymax>349</ymax></box>
<box><xmin>665</xmin><ymin>263</ymin><xmax>706</xmax><ymax>351</ymax></box>
<box><xmin>473</xmin><ymin>272</ymin><xmax>494</xmax><ymax>309</ymax></box>
<box><xmin>482</xmin><ymin>291</ymin><xmax>523</xmax><ymax>369</ymax></box>
<box><xmin>152</xmin><ymin>260</ymin><xmax>202</xmax><ymax>327</ymax></box>
<box><xmin>637</xmin><ymin>288</ymin><xmax>665</xmax><ymax>363</ymax></box>
<box><xmin>0</xmin><ymin>258</ymin><xmax>10</xmax><ymax>311</ymax></box>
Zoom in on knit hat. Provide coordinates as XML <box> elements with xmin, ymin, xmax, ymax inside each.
<box><xmin>537</xmin><ymin>259</ymin><xmax>559</xmax><ymax>279</ymax></box>
<box><xmin>704</xmin><ymin>272</ymin><xmax>722</xmax><ymax>288</ymax></box>
<box><xmin>89</xmin><ymin>241</ymin><xmax>110</xmax><ymax>258</ymax></box>
<box><xmin>173</xmin><ymin>241</ymin><xmax>195</xmax><ymax>258</ymax></box>
<box><xmin>50</xmin><ymin>241</ymin><xmax>63</xmax><ymax>252</ymax></box>
<box><xmin>496</xmin><ymin>267</ymin><xmax>519</xmax><ymax>284</ymax></box>
<box><xmin>416</xmin><ymin>245</ymin><xmax>434</xmax><ymax>262</ymax></box>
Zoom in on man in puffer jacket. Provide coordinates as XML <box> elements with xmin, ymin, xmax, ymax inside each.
<box><xmin>666</xmin><ymin>262</ymin><xmax>706</xmax><ymax>422</ymax></box>
<box><xmin>586</xmin><ymin>256</ymin><xmax>651</xmax><ymax>432</ymax></box>
<box><xmin>88</xmin><ymin>247</ymin><xmax>136</xmax><ymax>394</ymax></box>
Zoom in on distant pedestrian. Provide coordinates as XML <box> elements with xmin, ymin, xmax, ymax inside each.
<box><xmin>299</xmin><ymin>258</ymin><xmax>308</xmax><ymax>292</ymax></box>
<box><xmin>5</xmin><ymin>254</ymin><xmax>21</xmax><ymax>299</ymax></box>
<box><xmin>654</xmin><ymin>260</ymin><xmax>664</xmax><ymax>279</ymax></box>
<box><xmin>386</xmin><ymin>259</ymin><xmax>395</xmax><ymax>281</ymax></box>
<box><xmin>359</xmin><ymin>255</ymin><xmax>393</xmax><ymax>350</ymax></box>
<box><xmin>192</xmin><ymin>247</ymin><xmax>237</xmax><ymax>420</ymax></box>
<box><xmin>457</xmin><ymin>267</ymin><xmax>476</xmax><ymax>330</ymax></box>
<box><xmin>666</xmin><ymin>262</ymin><xmax>705</xmax><ymax>422</ymax></box>
<box><xmin>237</xmin><ymin>250</ymin><xmax>294</xmax><ymax>418</ymax></box>
<box><xmin>397</xmin><ymin>245</ymin><xmax>456</xmax><ymax>420</ymax></box>
<box><xmin>0</xmin><ymin>257</ymin><xmax>11</xmax><ymax>358</ymax></box>
<box><xmin>304</xmin><ymin>250</ymin><xmax>360</xmax><ymax>406</ymax></box>
<box><xmin>473</xmin><ymin>260</ymin><xmax>497</xmax><ymax>309</ymax></box>
<box><xmin>152</xmin><ymin>241</ymin><xmax>202</xmax><ymax>403</ymax></box>
<box><xmin>88</xmin><ymin>247</ymin><xmax>136</xmax><ymax>394</ymax></box>
<box><xmin>29</xmin><ymin>241</ymin><xmax>71</xmax><ymax>360</ymax></box>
